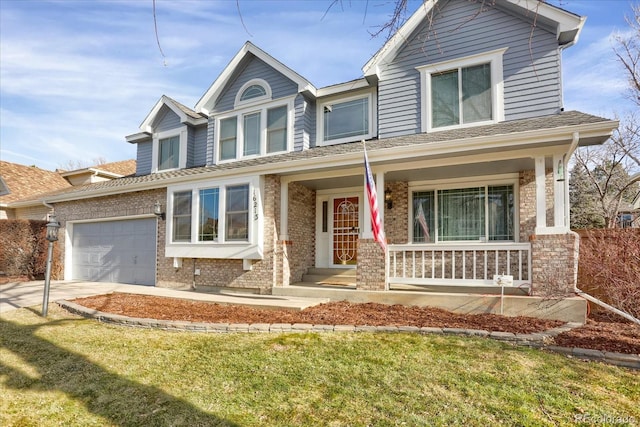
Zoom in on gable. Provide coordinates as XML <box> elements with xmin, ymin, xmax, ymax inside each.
<box><xmin>212</xmin><ymin>55</ymin><xmax>299</xmax><ymax>114</ymax></box>
<box><xmin>195</xmin><ymin>42</ymin><xmax>315</xmax><ymax>114</ymax></box>
<box><xmin>363</xmin><ymin>0</ymin><xmax>584</xmax><ymax>78</ymax></box>
<box><xmin>153</xmin><ymin>105</ymin><xmax>182</xmax><ymax>132</ymax></box>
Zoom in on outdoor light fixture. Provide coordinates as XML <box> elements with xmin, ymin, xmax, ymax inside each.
<box><xmin>154</xmin><ymin>201</ymin><xmax>165</xmax><ymax>220</ymax></box>
<box><xmin>384</xmin><ymin>189</ymin><xmax>393</xmax><ymax>209</ymax></box>
<box><xmin>42</xmin><ymin>214</ymin><xmax>60</xmax><ymax>317</ymax></box>
<box><xmin>45</xmin><ymin>215</ymin><xmax>60</xmax><ymax>242</ymax></box>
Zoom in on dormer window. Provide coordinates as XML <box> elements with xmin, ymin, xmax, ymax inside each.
<box><xmin>151</xmin><ymin>127</ymin><xmax>188</xmax><ymax>172</ymax></box>
<box><xmin>418</xmin><ymin>48</ymin><xmax>507</xmax><ymax>132</ymax></box>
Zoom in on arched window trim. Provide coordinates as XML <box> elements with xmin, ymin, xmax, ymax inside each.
<box><xmin>235</xmin><ymin>79</ymin><xmax>272</xmax><ymax>108</ymax></box>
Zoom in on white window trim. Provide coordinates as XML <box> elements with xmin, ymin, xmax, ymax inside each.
<box><xmin>165</xmin><ymin>175</ymin><xmax>264</xmax><ymax>259</ymax></box>
<box><xmin>151</xmin><ymin>126</ymin><xmax>188</xmax><ymax>172</ymax></box>
<box><xmin>317</xmin><ymin>91</ymin><xmax>377</xmax><ymax>146</ymax></box>
<box><xmin>234</xmin><ymin>78</ymin><xmax>272</xmax><ymax>108</ymax></box>
<box><xmin>215</xmin><ymin>97</ymin><xmax>295</xmax><ymax>163</ymax></box>
<box><xmin>407</xmin><ymin>174</ymin><xmax>519</xmax><ymax>243</ymax></box>
<box><xmin>417</xmin><ymin>48</ymin><xmax>507</xmax><ymax>133</ymax></box>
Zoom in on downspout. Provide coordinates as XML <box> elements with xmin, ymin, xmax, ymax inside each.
<box><xmin>565</xmin><ymin>132</ymin><xmax>580</xmax><ymax>291</ymax></box>
<box><xmin>575</xmin><ymin>289</ymin><xmax>640</xmax><ymax>326</ymax></box>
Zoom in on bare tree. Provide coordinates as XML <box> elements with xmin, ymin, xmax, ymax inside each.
<box><xmin>57</xmin><ymin>157</ymin><xmax>107</xmax><ymax>172</ymax></box>
<box><xmin>573</xmin><ymin>113</ymin><xmax>640</xmax><ymax>228</ymax></box>
<box><xmin>613</xmin><ymin>3</ymin><xmax>640</xmax><ymax>107</ymax></box>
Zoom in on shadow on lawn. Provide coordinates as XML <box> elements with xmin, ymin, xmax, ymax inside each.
<box><xmin>0</xmin><ymin>316</ymin><xmax>239</xmax><ymax>426</ymax></box>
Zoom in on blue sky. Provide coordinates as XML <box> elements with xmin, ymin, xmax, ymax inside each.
<box><xmin>0</xmin><ymin>0</ymin><xmax>635</xmax><ymax>170</ymax></box>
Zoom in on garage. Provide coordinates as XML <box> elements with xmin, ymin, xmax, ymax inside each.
<box><xmin>71</xmin><ymin>218</ymin><xmax>157</xmax><ymax>285</ymax></box>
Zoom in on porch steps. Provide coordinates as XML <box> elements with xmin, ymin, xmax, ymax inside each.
<box><xmin>296</xmin><ymin>268</ymin><xmax>357</xmax><ymax>287</ymax></box>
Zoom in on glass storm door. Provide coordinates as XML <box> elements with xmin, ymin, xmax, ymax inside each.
<box><xmin>332</xmin><ymin>196</ymin><xmax>359</xmax><ymax>265</ymax></box>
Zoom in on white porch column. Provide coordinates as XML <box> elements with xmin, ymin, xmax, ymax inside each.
<box><xmin>553</xmin><ymin>153</ymin><xmax>567</xmax><ymax>229</ymax></box>
<box><xmin>534</xmin><ymin>156</ymin><xmax>547</xmax><ymax>232</ymax></box>
<box><xmin>279</xmin><ymin>178</ymin><xmax>289</xmax><ymax>241</ymax></box>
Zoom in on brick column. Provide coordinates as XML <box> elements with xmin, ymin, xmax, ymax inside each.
<box><xmin>356</xmin><ymin>238</ymin><xmax>387</xmax><ymax>291</ymax></box>
<box><xmin>530</xmin><ymin>232</ymin><xmax>579</xmax><ymax>297</ymax></box>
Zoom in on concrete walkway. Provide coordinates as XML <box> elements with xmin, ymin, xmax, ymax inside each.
<box><xmin>0</xmin><ymin>280</ymin><xmax>329</xmax><ymax>314</ymax></box>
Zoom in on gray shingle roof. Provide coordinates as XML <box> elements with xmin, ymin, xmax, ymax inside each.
<box><xmin>42</xmin><ymin>111</ymin><xmax>616</xmax><ymax>202</ymax></box>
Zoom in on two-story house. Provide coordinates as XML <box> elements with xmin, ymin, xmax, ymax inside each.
<box><xmin>43</xmin><ymin>0</ymin><xmax>618</xmax><ymax>321</ymax></box>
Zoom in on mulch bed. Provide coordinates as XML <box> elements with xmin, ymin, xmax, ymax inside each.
<box><xmin>70</xmin><ymin>293</ymin><xmax>640</xmax><ymax>355</ymax></box>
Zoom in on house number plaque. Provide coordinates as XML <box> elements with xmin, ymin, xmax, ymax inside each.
<box><xmin>253</xmin><ymin>190</ymin><xmax>258</xmax><ymax>220</ymax></box>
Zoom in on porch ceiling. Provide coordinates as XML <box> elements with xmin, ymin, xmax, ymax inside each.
<box><xmin>291</xmin><ymin>156</ymin><xmax>547</xmax><ymax>190</ymax></box>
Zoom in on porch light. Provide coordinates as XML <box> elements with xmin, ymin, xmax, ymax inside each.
<box><xmin>556</xmin><ymin>158</ymin><xmax>565</xmax><ymax>182</ymax></box>
<box><xmin>384</xmin><ymin>189</ymin><xmax>393</xmax><ymax>209</ymax></box>
<box><xmin>42</xmin><ymin>214</ymin><xmax>60</xmax><ymax>317</ymax></box>
<box><xmin>154</xmin><ymin>201</ymin><xmax>165</xmax><ymax>220</ymax></box>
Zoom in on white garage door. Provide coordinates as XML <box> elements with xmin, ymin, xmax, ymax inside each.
<box><xmin>72</xmin><ymin>218</ymin><xmax>157</xmax><ymax>286</ymax></box>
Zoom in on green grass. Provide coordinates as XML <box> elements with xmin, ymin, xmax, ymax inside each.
<box><xmin>1</xmin><ymin>306</ymin><xmax>638</xmax><ymax>427</ymax></box>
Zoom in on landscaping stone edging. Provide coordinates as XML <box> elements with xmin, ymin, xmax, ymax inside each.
<box><xmin>57</xmin><ymin>300</ymin><xmax>640</xmax><ymax>370</ymax></box>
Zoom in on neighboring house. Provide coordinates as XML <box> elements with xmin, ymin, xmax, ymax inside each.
<box><xmin>58</xmin><ymin>159</ymin><xmax>137</xmax><ymax>186</ymax></box>
<box><xmin>0</xmin><ymin>160</ymin><xmax>136</xmax><ymax>220</ymax></box>
<box><xmin>0</xmin><ymin>161</ymin><xmax>72</xmax><ymax>220</ymax></box>
<box><xmin>41</xmin><ymin>0</ymin><xmax>618</xmax><ymax>321</ymax></box>
<box><xmin>617</xmin><ymin>197</ymin><xmax>640</xmax><ymax>228</ymax></box>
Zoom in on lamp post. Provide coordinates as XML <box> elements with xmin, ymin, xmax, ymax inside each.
<box><xmin>41</xmin><ymin>214</ymin><xmax>60</xmax><ymax>317</ymax></box>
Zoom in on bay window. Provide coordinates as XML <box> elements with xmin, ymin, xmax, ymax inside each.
<box><xmin>166</xmin><ymin>177</ymin><xmax>262</xmax><ymax>260</ymax></box>
<box><xmin>412</xmin><ymin>184</ymin><xmax>514</xmax><ymax>243</ymax></box>
<box><xmin>169</xmin><ymin>183</ymin><xmax>252</xmax><ymax>244</ymax></box>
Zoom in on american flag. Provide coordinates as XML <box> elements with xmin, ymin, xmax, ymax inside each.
<box><xmin>416</xmin><ymin>203</ymin><xmax>430</xmax><ymax>241</ymax></box>
<box><xmin>364</xmin><ymin>144</ymin><xmax>386</xmax><ymax>252</ymax></box>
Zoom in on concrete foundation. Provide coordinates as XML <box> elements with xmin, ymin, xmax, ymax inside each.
<box><xmin>272</xmin><ymin>286</ymin><xmax>587</xmax><ymax>323</ymax></box>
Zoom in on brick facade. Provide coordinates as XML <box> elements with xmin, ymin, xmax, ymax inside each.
<box><xmin>530</xmin><ymin>232</ymin><xmax>579</xmax><ymax>296</ymax></box>
<box><xmin>356</xmin><ymin>238</ymin><xmax>387</xmax><ymax>290</ymax></box>
<box><xmin>384</xmin><ymin>181</ymin><xmax>408</xmax><ymax>244</ymax></box>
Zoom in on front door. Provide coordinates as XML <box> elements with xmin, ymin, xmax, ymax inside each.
<box><xmin>332</xmin><ymin>196</ymin><xmax>359</xmax><ymax>265</ymax></box>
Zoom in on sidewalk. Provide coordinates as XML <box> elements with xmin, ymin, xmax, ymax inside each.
<box><xmin>0</xmin><ymin>281</ymin><xmax>329</xmax><ymax>314</ymax></box>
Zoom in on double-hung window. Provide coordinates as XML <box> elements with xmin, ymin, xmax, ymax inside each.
<box><xmin>152</xmin><ymin>127</ymin><xmax>187</xmax><ymax>172</ymax></box>
<box><xmin>159</xmin><ymin>136</ymin><xmax>180</xmax><ymax>170</ymax></box>
<box><xmin>412</xmin><ymin>184</ymin><xmax>514</xmax><ymax>243</ymax></box>
<box><xmin>418</xmin><ymin>48</ymin><xmax>506</xmax><ymax>132</ymax></box>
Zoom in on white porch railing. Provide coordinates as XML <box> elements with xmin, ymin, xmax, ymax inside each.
<box><xmin>388</xmin><ymin>243</ymin><xmax>532</xmax><ymax>287</ymax></box>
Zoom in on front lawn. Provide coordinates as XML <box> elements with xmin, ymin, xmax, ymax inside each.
<box><xmin>1</xmin><ymin>306</ymin><xmax>638</xmax><ymax>426</ymax></box>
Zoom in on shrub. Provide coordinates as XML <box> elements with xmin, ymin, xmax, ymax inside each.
<box><xmin>0</xmin><ymin>220</ymin><xmax>62</xmax><ymax>280</ymax></box>
<box><xmin>577</xmin><ymin>229</ymin><xmax>640</xmax><ymax>319</ymax></box>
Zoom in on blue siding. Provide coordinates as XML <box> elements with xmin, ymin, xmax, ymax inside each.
<box><xmin>378</xmin><ymin>0</ymin><xmax>562</xmax><ymax>138</ymax></box>
<box><xmin>154</xmin><ymin>106</ymin><xmax>181</xmax><ymax>132</ymax></box>
<box><xmin>192</xmin><ymin>125</ymin><xmax>208</xmax><ymax>167</ymax></box>
<box><xmin>206</xmin><ymin>116</ymin><xmax>216</xmax><ymax>166</ymax></box>
<box><xmin>212</xmin><ymin>55</ymin><xmax>298</xmax><ymax>114</ymax></box>
<box><xmin>187</xmin><ymin>128</ymin><xmax>195</xmax><ymax>168</ymax></box>
<box><xmin>135</xmin><ymin>140</ymin><xmax>152</xmax><ymax>176</ymax></box>
<box><xmin>294</xmin><ymin>94</ymin><xmax>315</xmax><ymax>151</ymax></box>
